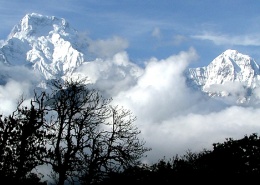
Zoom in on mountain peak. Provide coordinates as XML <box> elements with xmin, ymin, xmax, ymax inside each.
<box><xmin>8</xmin><ymin>13</ymin><xmax>71</xmax><ymax>39</ymax></box>
<box><xmin>1</xmin><ymin>13</ymin><xmax>86</xmax><ymax>79</ymax></box>
<box><xmin>211</xmin><ymin>49</ymin><xmax>254</xmax><ymax>68</ymax></box>
<box><xmin>187</xmin><ymin>49</ymin><xmax>260</xmax><ymax>104</ymax></box>
<box><xmin>222</xmin><ymin>49</ymin><xmax>238</xmax><ymax>55</ymax></box>
<box><xmin>221</xmin><ymin>49</ymin><xmax>250</xmax><ymax>59</ymax></box>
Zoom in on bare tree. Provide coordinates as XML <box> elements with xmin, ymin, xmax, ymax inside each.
<box><xmin>42</xmin><ymin>79</ymin><xmax>150</xmax><ymax>185</ymax></box>
<box><xmin>79</xmin><ymin>105</ymin><xmax>150</xmax><ymax>185</ymax></box>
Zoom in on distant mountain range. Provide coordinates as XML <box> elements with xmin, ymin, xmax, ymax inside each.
<box><xmin>1</xmin><ymin>13</ymin><xmax>260</xmax><ymax>105</ymax></box>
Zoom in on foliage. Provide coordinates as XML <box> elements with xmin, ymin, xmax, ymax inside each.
<box><xmin>0</xmin><ymin>95</ymin><xmax>48</xmax><ymax>183</ymax></box>
<box><xmin>199</xmin><ymin>133</ymin><xmax>260</xmax><ymax>175</ymax></box>
<box><xmin>101</xmin><ymin>133</ymin><xmax>260</xmax><ymax>184</ymax></box>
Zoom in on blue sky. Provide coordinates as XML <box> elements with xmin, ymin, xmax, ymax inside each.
<box><xmin>1</xmin><ymin>0</ymin><xmax>260</xmax><ymax>67</ymax></box>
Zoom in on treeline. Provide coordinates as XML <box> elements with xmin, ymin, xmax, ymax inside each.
<box><xmin>0</xmin><ymin>79</ymin><xmax>260</xmax><ymax>185</ymax></box>
<box><xmin>101</xmin><ymin>133</ymin><xmax>260</xmax><ymax>184</ymax></box>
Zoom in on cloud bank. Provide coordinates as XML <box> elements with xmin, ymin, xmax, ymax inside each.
<box><xmin>1</xmin><ymin>47</ymin><xmax>260</xmax><ymax>164</ymax></box>
<box><xmin>72</xmin><ymin>47</ymin><xmax>260</xmax><ymax>163</ymax></box>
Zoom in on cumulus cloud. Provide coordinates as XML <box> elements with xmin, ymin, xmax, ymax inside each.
<box><xmin>113</xmin><ymin>48</ymin><xmax>200</xmax><ymax>120</ymax></box>
<box><xmin>0</xmin><ymin>64</ymin><xmax>42</xmax><ymax>115</ymax></box>
<box><xmin>192</xmin><ymin>32</ymin><xmax>260</xmax><ymax>46</ymax></box>
<box><xmin>87</xmin><ymin>36</ymin><xmax>129</xmax><ymax>58</ymax></box>
<box><xmin>73</xmin><ymin>51</ymin><xmax>143</xmax><ymax>97</ymax></box>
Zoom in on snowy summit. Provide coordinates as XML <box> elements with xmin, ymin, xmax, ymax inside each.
<box><xmin>188</xmin><ymin>49</ymin><xmax>260</xmax><ymax>104</ymax></box>
<box><xmin>0</xmin><ymin>13</ymin><xmax>87</xmax><ymax>79</ymax></box>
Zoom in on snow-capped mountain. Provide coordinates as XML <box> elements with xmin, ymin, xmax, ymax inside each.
<box><xmin>187</xmin><ymin>49</ymin><xmax>260</xmax><ymax>104</ymax></box>
<box><xmin>0</xmin><ymin>13</ymin><xmax>88</xmax><ymax>80</ymax></box>
<box><xmin>1</xmin><ymin>13</ymin><xmax>260</xmax><ymax>104</ymax></box>
<box><xmin>0</xmin><ymin>13</ymin><xmax>143</xmax><ymax>97</ymax></box>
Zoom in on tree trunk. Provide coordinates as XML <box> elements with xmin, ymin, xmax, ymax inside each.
<box><xmin>57</xmin><ymin>172</ymin><xmax>66</xmax><ymax>185</ymax></box>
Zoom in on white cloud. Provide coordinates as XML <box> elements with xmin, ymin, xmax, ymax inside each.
<box><xmin>253</xmin><ymin>86</ymin><xmax>260</xmax><ymax>99</ymax></box>
<box><xmin>97</xmin><ymin>48</ymin><xmax>260</xmax><ymax>163</ymax></box>
<box><xmin>1</xmin><ymin>47</ymin><xmax>260</xmax><ymax>166</ymax></box>
<box><xmin>0</xmin><ymin>80</ymin><xmax>31</xmax><ymax>115</ymax></box>
<box><xmin>151</xmin><ymin>27</ymin><xmax>161</xmax><ymax>39</ymax></box>
<box><xmin>73</xmin><ymin>51</ymin><xmax>143</xmax><ymax>97</ymax></box>
<box><xmin>87</xmin><ymin>36</ymin><xmax>129</xmax><ymax>58</ymax></box>
<box><xmin>141</xmin><ymin>106</ymin><xmax>260</xmax><ymax>162</ymax></box>
<box><xmin>0</xmin><ymin>64</ymin><xmax>42</xmax><ymax>115</ymax></box>
<box><xmin>0</xmin><ymin>40</ymin><xmax>4</xmax><ymax>46</ymax></box>
<box><xmin>192</xmin><ymin>32</ymin><xmax>260</xmax><ymax>46</ymax></box>
<box><xmin>113</xmin><ymin>48</ymin><xmax>200</xmax><ymax>118</ymax></box>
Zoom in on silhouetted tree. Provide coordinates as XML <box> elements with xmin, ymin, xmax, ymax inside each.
<box><xmin>0</xmin><ymin>94</ymin><xmax>48</xmax><ymax>184</ymax></box>
<box><xmin>79</xmin><ymin>105</ymin><xmax>150</xmax><ymax>185</ymax></box>
<box><xmin>99</xmin><ymin>164</ymin><xmax>152</xmax><ymax>185</ymax></box>
<box><xmin>19</xmin><ymin>173</ymin><xmax>48</xmax><ymax>185</ymax></box>
<box><xmin>101</xmin><ymin>133</ymin><xmax>260</xmax><ymax>184</ymax></box>
<box><xmin>39</xmin><ymin>79</ymin><xmax>150</xmax><ymax>185</ymax></box>
<box><xmin>199</xmin><ymin>133</ymin><xmax>260</xmax><ymax>176</ymax></box>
